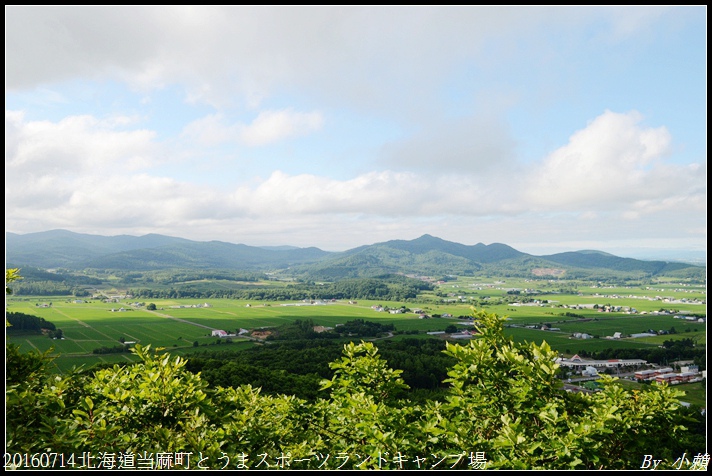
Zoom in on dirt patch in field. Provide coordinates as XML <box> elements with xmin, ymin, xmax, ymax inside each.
<box><xmin>251</xmin><ymin>330</ymin><xmax>274</xmax><ymax>339</ymax></box>
<box><xmin>532</xmin><ymin>268</ymin><xmax>566</xmax><ymax>277</ymax></box>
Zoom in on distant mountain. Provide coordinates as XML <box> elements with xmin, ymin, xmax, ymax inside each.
<box><xmin>539</xmin><ymin>251</ymin><xmax>696</xmax><ymax>275</ymax></box>
<box><xmin>292</xmin><ymin>234</ymin><xmax>530</xmax><ymax>279</ymax></box>
<box><xmin>362</xmin><ymin>234</ymin><xmax>525</xmax><ymax>263</ymax></box>
<box><xmin>5</xmin><ymin>230</ymin><xmax>705</xmax><ymax>280</ymax></box>
<box><xmin>5</xmin><ymin>230</ymin><xmax>195</xmax><ymax>268</ymax></box>
<box><xmin>80</xmin><ymin>242</ymin><xmax>331</xmax><ymax>271</ymax></box>
<box><xmin>6</xmin><ymin>230</ymin><xmax>331</xmax><ymax>271</ymax></box>
<box><xmin>259</xmin><ymin>245</ymin><xmax>301</xmax><ymax>251</ymax></box>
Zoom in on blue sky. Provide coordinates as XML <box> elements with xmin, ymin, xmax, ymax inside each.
<box><xmin>5</xmin><ymin>6</ymin><xmax>707</xmax><ymax>260</ymax></box>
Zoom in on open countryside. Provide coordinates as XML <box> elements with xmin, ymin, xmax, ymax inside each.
<box><xmin>6</xmin><ymin>261</ymin><xmax>707</xmax><ymax>468</ymax></box>
<box><xmin>7</xmin><ymin>276</ymin><xmax>706</xmax><ymax>407</ymax></box>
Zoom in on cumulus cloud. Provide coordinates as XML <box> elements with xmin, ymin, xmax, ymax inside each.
<box><xmin>6</xmin><ymin>168</ymin><xmax>232</xmax><ymax>232</ymax></box>
<box><xmin>7</xmin><ymin>108</ymin><xmax>704</xmax><ymax>246</ymax></box>
<box><xmin>229</xmin><ymin>170</ymin><xmax>431</xmax><ymax>216</ymax></box>
<box><xmin>5</xmin><ymin>111</ymin><xmax>159</xmax><ymax>226</ymax></box>
<box><xmin>520</xmin><ymin>110</ymin><xmax>703</xmax><ymax>209</ymax></box>
<box><xmin>5</xmin><ymin>110</ymin><xmax>156</xmax><ymax>177</ymax></box>
<box><xmin>5</xmin><ymin>7</ymin><xmax>704</xmax><ymax>255</ymax></box>
<box><xmin>223</xmin><ymin>169</ymin><xmax>521</xmax><ymax>218</ymax></box>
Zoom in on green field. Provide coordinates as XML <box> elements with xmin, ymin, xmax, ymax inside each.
<box><xmin>6</xmin><ymin>281</ymin><xmax>706</xmax><ymax>376</ymax></box>
<box><xmin>614</xmin><ymin>379</ymin><xmax>707</xmax><ymax>408</ymax></box>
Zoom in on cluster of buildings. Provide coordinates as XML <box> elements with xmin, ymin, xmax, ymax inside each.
<box><xmin>556</xmin><ymin>355</ymin><xmax>706</xmax><ymax>385</ymax></box>
<box><xmin>211</xmin><ymin>329</ymin><xmax>250</xmax><ymax>338</ymax></box>
<box><xmin>556</xmin><ymin>354</ymin><xmax>647</xmax><ymax>370</ymax></box>
<box><xmin>635</xmin><ymin>365</ymin><xmax>704</xmax><ymax>384</ymax></box>
<box><xmin>448</xmin><ymin>329</ymin><xmax>476</xmax><ymax>340</ymax></box>
<box><xmin>673</xmin><ymin>314</ymin><xmax>706</xmax><ymax>322</ymax></box>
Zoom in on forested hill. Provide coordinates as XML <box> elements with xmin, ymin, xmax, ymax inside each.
<box><xmin>282</xmin><ymin>234</ymin><xmax>705</xmax><ymax>280</ymax></box>
<box><xmin>6</xmin><ymin>230</ymin><xmax>331</xmax><ymax>271</ymax></box>
<box><xmin>540</xmin><ymin>250</ymin><xmax>697</xmax><ymax>275</ymax></box>
<box><xmin>6</xmin><ymin>230</ymin><xmax>705</xmax><ymax>280</ymax></box>
<box><xmin>346</xmin><ymin>234</ymin><xmax>524</xmax><ymax>263</ymax></box>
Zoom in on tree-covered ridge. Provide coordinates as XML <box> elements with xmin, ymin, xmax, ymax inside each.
<box><xmin>7</xmin><ymin>230</ymin><xmax>330</xmax><ymax>270</ymax></box>
<box><xmin>5</xmin><ymin>265</ymin><xmax>100</xmax><ymax>296</ymax></box>
<box><xmin>540</xmin><ymin>251</ymin><xmax>695</xmax><ymax>274</ymax></box>
<box><xmin>183</xmin><ymin>338</ymin><xmax>454</xmax><ymax>403</ymax></box>
<box><xmin>6</xmin><ymin>312</ymin><xmax>57</xmax><ymax>333</ymax></box>
<box><xmin>79</xmin><ymin>242</ymin><xmax>331</xmax><ymax>271</ymax></box>
<box><xmin>8</xmin><ymin>230</ymin><xmax>705</xmax><ymax>281</ymax></box>
<box><xmin>6</xmin><ymin>309</ymin><xmax>702</xmax><ymax>470</ymax></box>
<box><xmin>128</xmin><ymin>274</ymin><xmax>432</xmax><ymax>300</ymax></box>
<box><xmin>6</xmin><ymin>266</ymin><xmax>102</xmax><ymax>285</ymax></box>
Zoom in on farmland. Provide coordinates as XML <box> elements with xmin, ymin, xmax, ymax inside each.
<box><xmin>6</xmin><ymin>276</ymin><xmax>706</xmax><ymax>376</ymax></box>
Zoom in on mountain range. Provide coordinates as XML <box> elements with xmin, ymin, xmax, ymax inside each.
<box><xmin>5</xmin><ymin>229</ymin><xmax>705</xmax><ymax>280</ymax></box>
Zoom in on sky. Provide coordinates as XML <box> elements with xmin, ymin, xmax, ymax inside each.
<box><xmin>5</xmin><ymin>6</ymin><xmax>707</xmax><ymax>261</ymax></box>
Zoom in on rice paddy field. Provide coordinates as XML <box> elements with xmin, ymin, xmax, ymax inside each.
<box><xmin>6</xmin><ymin>277</ymin><xmax>706</xmax><ymax>375</ymax></box>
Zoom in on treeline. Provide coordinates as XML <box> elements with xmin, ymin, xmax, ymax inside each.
<box><xmin>325</xmin><ymin>276</ymin><xmax>433</xmax><ymax>299</ymax></box>
<box><xmin>269</xmin><ymin>319</ymin><xmax>334</xmax><ymax>341</ymax></box>
<box><xmin>7</xmin><ymin>266</ymin><xmax>100</xmax><ymax>296</ymax></box>
<box><xmin>110</xmin><ymin>269</ymin><xmax>266</xmax><ymax>285</ymax></box>
<box><xmin>11</xmin><ymin>280</ymin><xmax>91</xmax><ymax>296</ymax></box>
<box><xmin>128</xmin><ymin>286</ymin><xmax>311</xmax><ymax>300</ymax></box>
<box><xmin>333</xmin><ymin>318</ymin><xmax>395</xmax><ymax>337</ymax></box>
<box><xmin>7</xmin><ymin>267</ymin><xmax>267</xmax><ymax>294</ymax></box>
<box><xmin>129</xmin><ymin>276</ymin><xmax>432</xmax><ymax>301</ymax></box>
<box><xmin>265</xmin><ymin>318</ymin><xmax>396</xmax><ymax>342</ymax></box>
<box><xmin>6</xmin><ymin>312</ymin><xmax>64</xmax><ymax>339</ymax></box>
<box><xmin>6</xmin><ymin>311</ymin><xmax>57</xmax><ymax>333</ymax></box>
<box><xmin>185</xmin><ymin>341</ymin><xmax>341</xmax><ymax>400</ymax></box>
<box><xmin>561</xmin><ymin>312</ymin><xmax>586</xmax><ymax>318</ymax></box>
<box><xmin>184</xmin><ymin>337</ymin><xmax>455</xmax><ymax>402</ymax></box>
<box><xmin>6</xmin><ymin>265</ymin><xmax>102</xmax><ymax>285</ymax></box>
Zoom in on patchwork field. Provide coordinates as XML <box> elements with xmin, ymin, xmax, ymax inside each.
<box><xmin>6</xmin><ymin>278</ymin><xmax>706</xmax><ymax>375</ymax></box>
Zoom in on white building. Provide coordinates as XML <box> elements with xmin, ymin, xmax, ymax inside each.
<box><xmin>557</xmin><ymin>354</ymin><xmax>647</xmax><ymax>369</ymax></box>
<box><xmin>582</xmin><ymin>366</ymin><xmax>599</xmax><ymax>377</ymax></box>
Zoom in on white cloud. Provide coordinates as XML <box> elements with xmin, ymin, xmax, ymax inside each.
<box><xmin>239</xmin><ymin>110</ymin><xmax>324</xmax><ymax>146</ymax></box>
<box><xmin>521</xmin><ymin>110</ymin><xmax>700</xmax><ymax>209</ymax></box>
<box><xmin>6</xmin><ymin>109</ymin><xmax>704</xmax><ymax>249</ymax></box>
<box><xmin>6</xmin><ymin>171</ymin><xmax>230</xmax><ymax>232</ymax></box>
<box><xmin>5</xmin><ymin>7</ymin><xmax>705</xmax><ymax>257</ymax></box>
<box><xmin>230</xmin><ymin>170</ymin><xmax>429</xmax><ymax>215</ymax></box>
<box><xmin>5</xmin><ymin>111</ymin><xmax>157</xmax><ymax>177</ymax></box>
<box><xmin>383</xmin><ymin>114</ymin><xmax>516</xmax><ymax>174</ymax></box>
<box><xmin>8</xmin><ymin>7</ymin><xmax>677</xmax><ymax>111</ymax></box>
<box><xmin>223</xmin><ymin>169</ymin><xmax>528</xmax><ymax>219</ymax></box>
<box><xmin>182</xmin><ymin>109</ymin><xmax>323</xmax><ymax>146</ymax></box>
<box><xmin>181</xmin><ymin>114</ymin><xmax>234</xmax><ymax>146</ymax></box>
<box><xmin>5</xmin><ymin>111</ymin><xmax>161</xmax><ymax>229</ymax></box>
<box><xmin>5</xmin><ymin>110</ymin><xmax>25</xmax><ymax>161</ymax></box>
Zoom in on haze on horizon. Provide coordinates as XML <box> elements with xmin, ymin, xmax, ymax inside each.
<box><xmin>5</xmin><ymin>6</ymin><xmax>707</xmax><ymax>261</ymax></box>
